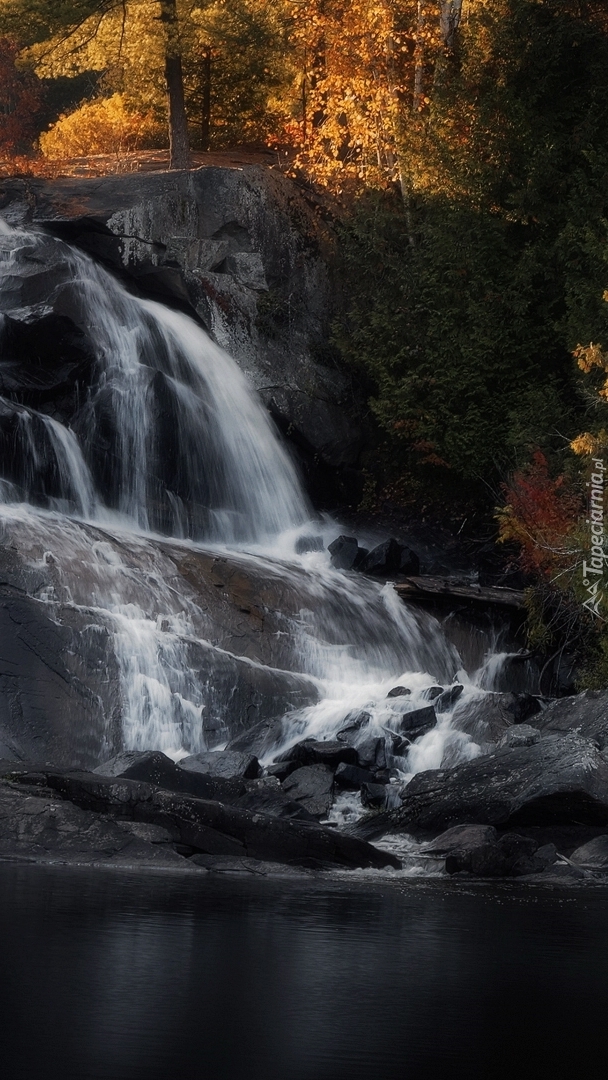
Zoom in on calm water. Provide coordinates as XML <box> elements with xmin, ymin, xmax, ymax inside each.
<box><xmin>0</xmin><ymin>866</ymin><xmax>607</xmax><ymax>1080</ymax></box>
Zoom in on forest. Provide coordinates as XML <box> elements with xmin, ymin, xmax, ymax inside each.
<box><xmin>2</xmin><ymin>0</ymin><xmax>608</xmax><ymax>678</ymax></box>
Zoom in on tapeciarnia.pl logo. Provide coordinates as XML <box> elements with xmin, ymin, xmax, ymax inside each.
<box><xmin>582</xmin><ymin>458</ymin><xmax>606</xmax><ymax>618</ymax></box>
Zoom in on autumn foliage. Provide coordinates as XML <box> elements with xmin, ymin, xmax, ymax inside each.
<box><xmin>497</xmin><ymin>452</ymin><xmax>582</xmax><ymax>579</ymax></box>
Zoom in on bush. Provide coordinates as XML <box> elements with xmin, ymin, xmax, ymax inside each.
<box><xmin>39</xmin><ymin>93</ymin><xmax>158</xmax><ymax>159</ymax></box>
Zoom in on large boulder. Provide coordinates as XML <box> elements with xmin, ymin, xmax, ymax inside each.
<box><xmin>536</xmin><ymin>689</ymin><xmax>608</xmax><ymax>750</ymax></box>
<box><xmin>281</xmin><ymin>764</ymin><xmax>335</xmax><ymax>819</ymax></box>
<box><xmin>179</xmin><ymin>750</ymin><xmax>261</xmax><ymax>780</ymax></box>
<box><xmin>357</xmin><ymin>733</ymin><xmax>608</xmax><ymax>837</ymax></box>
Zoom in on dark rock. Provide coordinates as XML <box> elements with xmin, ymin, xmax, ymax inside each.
<box><xmin>9</xmin><ymin>766</ymin><xmax>400</xmax><ymax>869</ymax></box>
<box><xmin>453</xmin><ymin>693</ymin><xmax>521</xmax><ymax>751</ymax></box>
<box><xmin>536</xmin><ymin>689</ymin><xmax>608</xmax><ymax>751</ymax></box>
<box><xmin>334</xmin><ymin>762</ymin><xmax>376</xmax><ymax>789</ymax></box>
<box><xmin>95</xmin><ymin>750</ymin><xmax>246</xmax><ymax>803</ymax></box>
<box><xmin>499</xmin><ymin>725</ymin><xmax>541</xmax><ymax>750</ymax></box>
<box><xmin>179</xmin><ymin>750</ymin><xmax>261</xmax><ymax>781</ymax></box>
<box><xmin>435</xmin><ymin>685</ymin><xmax>464</xmax><ymax>713</ymax></box>
<box><xmin>422</xmin><ymin>824</ymin><xmax>498</xmax><ymax>854</ymax></box>
<box><xmin>445</xmin><ymin>832</ymin><xmax>548</xmax><ymax>878</ymax></box>
<box><xmin>336</xmin><ymin>711</ymin><xmax>372</xmax><ymax>740</ymax></box>
<box><xmin>397</xmin><ymin>706</ymin><xmax>437</xmax><ymax>735</ymax></box>
<box><xmin>288</xmin><ymin>738</ymin><xmax>358</xmax><ymax>770</ymax></box>
<box><xmin>356</xmin><ymin>737</ymin><xmax>388</xmax><ymax>772</ymax></box>
<box><xmin>294</xmin><ymin>535</ymin><xmax>324</xmax><ymax>555</ymax></box>
<box><xmin>359</xmin><ymin>538</ymin><xmax>402</xmax><ymax>576</ymax></box>
<box><xmin>353</xmin><ymin>546</ymin><xmax>369</xmax><ymax>569</ymax></box>
<box><xmin>328</xmin><ymin>535</ymin><xmax>359</xmax><ymax>571</ymax></box>
<box><xmin>399</xmin><ymin>547</ymin><xmax>421</xmax><ymax>575</ymax></box>
<box><xmin>569</xmin><ymin>835</ymin><xmax>608</xmax><ymax>868</ymax></box>
<box><xmin>422</xmin><ymin>686</ymin><xmax>443</xmax><ymax>701</ymax></box>
<box><xmin>387</xmin><ymin>686</ymin><xmax>411</xmax><ymax>698</ymax></box>
<box><xmin>235</xmin><ymin>786</ymin><xmax>318</xmax><ymax>822</ymax></box>
<box><xmin>361</xmin><ymin>782</ymin><xmax>390</xmax><ymax>809</ymax></box>
<box><xmin>265</xmin><ymin>760</ymin><xmax>300</xmax><ymax>782</ymax></box>
<box><xmin>508</xmin><ymin>693</ymin><xmax>543</xmax><ymax>724</ymax></box>
<box><xmin>281</xmin><ymin>764</ymin><xmax>335</xmax><ymax>819</ymax></box>
<box><xmin>356</xmin><ymin>733</ymin><xmax>608</xmax><ymax>841</ymax></box>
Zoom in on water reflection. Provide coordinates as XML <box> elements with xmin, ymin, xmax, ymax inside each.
<box><xmin>0</xmin><ymin>867</ymin><xmax>606</xmax><ymax>1080</ymax></box>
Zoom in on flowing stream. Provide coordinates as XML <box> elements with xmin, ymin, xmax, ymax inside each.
<box><xmin>0</xmin><ymin>224</ymin><xmax>523</xmax><ymax>775</ymax></box>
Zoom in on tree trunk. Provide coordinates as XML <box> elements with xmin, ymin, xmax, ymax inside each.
<box><xmin>412</xmin><ymin>1</ymin><xmax>426</xmax><ymax>113</ymax></box>
<box><xmin>201</xmin><ymin>45</ymin><xmax>211</xmax><ymax>152</ymax></box>
<box><xmin>439</xmin><ymin>0</ymin><xmax>463</xmax><ymax>50</ymax></box>
<box><xmin>160</xmin><ymin>0</ymin><xmax>190</xmax><ymax>170</ymax></box>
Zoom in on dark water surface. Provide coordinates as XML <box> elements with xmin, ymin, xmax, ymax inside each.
<box><xmin>1</xmin><ymin>866</ymin><xmax>607</xmax><ymax>1080</ymax></box>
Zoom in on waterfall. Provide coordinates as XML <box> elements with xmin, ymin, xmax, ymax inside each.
<box><xmin>0</xmin><ymin>221</ymin><xmax>520</xmax><ymax>773</ymax></box>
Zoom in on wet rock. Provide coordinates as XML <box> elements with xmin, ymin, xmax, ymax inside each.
<box><xmin>396</xmin><ymin>706</ymin><xmax>437</xmax><ymax>736</ymax></box>
<box><xmin>234</xmin><ymin>786</ymin><xmax>318</xmax><ymax>822</ymax></box>
<box><xmin>435</xmin><ymin>685</ymin><xmax>464</xmax><ymax>713</ymax></box>
<box><xmin>328</xmin><ymin>535</ymin><xmax>359</xmax><ymax>570</ymax></box>
<box><xmin>399</xmin><ymin>547</ymin><xmax>421</xmax><ymax>575</ymax></box>
<box><xmin>422</xmin><ymin>686</ymin><xmax>443</xmax><ymax>701</ymax></box>
<box><xmin>9</xmin><ymin>766</ymin><xmax>400</xmax><ymax>869</ymax></box>
<box><xmin>288</xmin><ymin>738</ymin><xmax>358</xmax><ymax>770</ymax></box>
<box><xmin>294</xmin><ymin>535</ymin><xmax>324</xmax><ymax>555</ymax></box>
<box><xmin>357</xmin><ymin>733</ymin><xmax>608</xmax><ymax>839</ymax></box>
<box><xmin>569</xmin><ymin>835</ymin><xmax>608</xmax><ymax>868</ymax></box>
<box><xmin>188</xmin><ymin>854</ymin><xmax>309</xmax><ymax>876</ymax></box>
<box><xmin>453</xmin><ymin>693</ymin><xmax>520</xmax><ymax>751</ymax></box>
<box><xmin>95</xmin><ymin>750</ymin><xmax>246</xmax><ymax>803</ymax></box>
<box><xmin>499</xmin><ymin>725</ymin><xmax>541</xmax><ymax>750</ymax></box>
<box><xmin>361</xmin><ymin>782</ymin><xmax>391</xmax><ymax>810</ymax></box>
<box><xmin>334</xmin><ymin>762</ymin><xmax>376</xmax><ymax>790</ymax></box>
<box><xmin>536</xmin><ymin>688</ymin><xmax>608</xmax><ymax>751</ymax></box>
<box><xmin>359</xmin><ymin>538</ymin><xmax>402</xmax><ymax>576</ymax></box>
<box><xmin>386</xmin><ymin>686</ymin><xmax>411</xmax><ymax>698</ymax></box>
<box><xmin>336</xmin><ymin>711</ymin><xmax>372</xmax><ymax>740</ymax></box>
<box><xmin>281</xmin><ymin>764</ymin><xmax>335</xmax><ymax>819</ymax></box>
<box><xmin>356</xmin><ymin>737</ymin><xmax>388</xmax><ymax>772</ymax></box>
<box><xmin>422</xmin><ymin>824</ymin><xmax>498</xmax><ymax>854</ymax></box>
<box><xmin>264</xmin><ymin>760</ymin><xmax>300</xmax><ymax>782</ymax></box>
<box><xmin>179</xmin><ymin>750</ymin><xmax>261</xmax><ymax>781</ymax></box>
<box><xmin>445</xmin><ymin>832</ymin><xmax>555</xmax><ymax>878</ymax></box>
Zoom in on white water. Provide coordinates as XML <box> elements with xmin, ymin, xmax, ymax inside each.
<box><xmin>0</xmin><ymin>222</ymin><xmax>521</xmax><ymax>771</ymax></box>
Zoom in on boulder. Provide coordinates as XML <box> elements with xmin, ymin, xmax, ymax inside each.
<box><xmin>95</xmin><ymin>750</ymin><xmax>246</xmax><ymax>803</ymax></box>
<box><xmin>435</xmin><ymin>685</ymin><xmax>464</xmax><ymax>713</ymax></box>
<box><xmin>357</xmin><ymin>733</ymin><xmax>608</xmax><ymax>838</ymax></box>
<box><xmin>396</xmin><ymin>706</ymin><xmax>437</xmax><ymax>736</ymax></box>
<box><xmin>8</xmin><ymin>766</ymin><xmax>400</xmax><ymax>869</ymax></box>
<box><xmin>359</xmin><ymin>538</ymin><xmax>403</xmax><ymax>576</ymax></box>
<box><xmin>361</xmin><ymin>782</ymin><xmax>391</xmax><ymax>809</ymax></box>
<box><xmin>265</xmin><ymin>760</ymin><xmax>300</xmax><ymax>782</ymax></box>
<box><xmin>334</xmin><ymin>762</ymin><xmax>376</xmax><ymax>789</ymax></box>
<box><xmin>536</xmin><ymin>689</ymin><xmax>608</xmax><ymax>751</ymax></box>
<box><xmin>499</xmin><ymin>725</ymin><xmax>541</xmax><ymax>750</ymax></box>
<box><xmin>294</xmin><ymin>535</ymin><xmax>324</xmax><ymax>555</ymax></box>
<box><xmin>422</xmin><ymin>686</ymin><xmax>443</xmax><ymax>701</ymax></box>
<box><xmin>454</xmin><ymin>693</ymin><xmax>543</xmax><ymax>753</ymax></box>
<box><xmin>234</xmin><ymin>786</ymin><xmax>318</xmax><ymax>822</ymax></box>
<box><xmin>287</xmin><ymin>738</ymin><xmax>358</xmax><ymax>770</ymax></box>
<box><xmin>445</xmin><ymin>832</ymin><xmax>557</xmax><ymax>878</ymax></box>
<box><xmin>356</xmin><ymin>737</ymin><xmax>388</xmax><ymax>772</ymax></box>
<box><xmin>386</xmin><ymin>686</ymin><xmax>411</xmax><ymax>698</ymax></box>
<box><xmin>328</xmin><ymin>535</ymin><xmax>359</xmax><ymax>570</ymax></box>
<box><xmin>281</xmin><ymin>764</ymin><xmax>335</xmax><ymax>819</ymax></box>
<box><xmin>179</xmin><ymin>750</ymin><xmax>261</xmax><ymax>780</ymax></box>
<box><xmin>399</xmin><ymin>547</ymin><xmax>421</xmax><ymax>575</ymax></box>
<box><xmin>569</xmin><ymin>835</ymin><xmax>608</xmax><ymax>868</ymax></box>
<box><xmin>336</xmin><ymin>711</ymin><xmax>372</xmax><ymax>740</ymax></box>
<box><xmin>421</xmin><ymin>824</ymin><xmax>498</xmax><ymax>854</ymax></box>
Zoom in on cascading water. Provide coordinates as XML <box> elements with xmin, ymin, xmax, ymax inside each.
<box><xmin>0</xmin><ymin>221</ymin><xmax>523</xmax><ymax>779</ymax></box>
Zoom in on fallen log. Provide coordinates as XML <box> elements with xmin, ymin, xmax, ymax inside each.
<box><xmin>395</xmin><ymin>575</ymin><xmax>525</xmax><ymax>610</ymax></box>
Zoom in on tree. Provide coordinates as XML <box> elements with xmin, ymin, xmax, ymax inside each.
<box><xmin>0</xmin><ymin>36</ymin><xmax>43</xmax><ymax>154</ymax></box>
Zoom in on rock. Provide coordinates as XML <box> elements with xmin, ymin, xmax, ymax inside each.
<box><xmin>569</xmin><ymin>835</ymin><xmax>608</xmax><ymax>868</ymax></box>
<box><xmin>359</xmin><ymin>538</ymin><xmax>402</xmax><ymax>576</ymax></box>
<box><xmin>281</xmin><ymin>764</ymin><xmax>335</xmax><ymax>819</ymax></box>
<box><xmin>357</xmin><ymin>733</ymin><xmax>608</xmax><ymax>839</ymax></box>
<box><xmin>399</xmin><ymin>547</ymin><xmax>421</xmax><ymax>575</ymax></box>
<box><xmin>336</xmin><ymin>711</ymin><xmax>372</xmax><ymax>740</ymax></box>
<box><xmin>9</xmin><ymin>766</ymin><xmax>400</xmax><ymax>870</ymax></box>
<box><xmin>328</xmin><ymin>535</ymin><xmax>359</xmax><ymax>570</ymax></box>
<box><xmin>356</xmin><ymin>737</ymin><xmax>388</xmax><ymax>772</ymax></box>
<box><xmin>179</xmin><ymin>750</ymin><xmax>261</xmax><ymax>780</ymax></box>
<box><xmin>445</xmin><ymin>832</ymin><xmax>552</xmax><ymax>878</ymax></box>
<box><xmin>334</xmin><ymin>762</ymin><xmax>376</xmax><ymax>789</ymax></box>
<box><xmin>536</xmin><ymin>688</ymin><xmax>608</xmax><ymax>751</ymax></box>
<box><xmin>361</xmin><ymin>782</ymin><xmax>390</xmax><ymax>809</ymax></box>
<box><xmin>294</xmin><ymin>535</ymin><xmax>324</xmax><ymax>555</ymax></box>
<box><xmin>234</xmin><ymin>786</ymin><xmax>318</xmax><ymax>822</ymax></box>
<box><xmin>435</xmin><ymin>685</ymin><xmax>464</xmax><ymax>712</ymax></box>
<box><xmin>95</xmin><ymin>750</ymin><xmax>246</xmax><ymax>803</ymax></box>
<box><xmin>454</xmin><ymin>693</ymin><xmax>544</xmax><ymax>753</ymax></box>
<box><xmin>422</xmin><ymin>824</ymin><xmax>498</xmax><ymax>854</ymax></box>
<box><xmin>499</xmin><ymin>725</ymin><xmax>541</xmax><ymax>750</ymax></box>
<box><xmin>386</xmin><ymin>686</ymin><xmax>411</xmax><ymax>698</ymax></box>
<box><xmin>422</xmin><ymin>686</ymin><xmax>443</xmax><ymax>701</ymax></box>
<box><xmin>116</xmin><ymin>820</ymin><xmax>174</xmax><ymax>844</ymax></box>
<box><xmin>396</xmin><ymin>706</ymin><xmax>437</xmax><ymax>736</ymax></box>
<box><xmin>265</xmin><ymin>760</ymin><xmax>300</xmax><ymax>782</ymax></box>
<box><xmin>287</xmin><ymin>738</ymin><xmax>358</xmax><ymax>770</ymax></box>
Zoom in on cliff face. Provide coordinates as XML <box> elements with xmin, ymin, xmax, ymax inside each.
<box><xmin>0</xmin><ymin>165</ymin><xmax>363</xmax><ymax>506</ymax></box>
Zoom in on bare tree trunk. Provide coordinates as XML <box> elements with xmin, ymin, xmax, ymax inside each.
<box><xmin>160</xmin><ymin>0</ymin><xmax>190</xmax><ymax>170</ymax></box>
<box><xmin>412</xmin><ymin>1</ymin><xmax>426</xmax><ymax>113</ymax></box>
<box><xmin>201</xmin><ymin>45</ymin><xmax>211</xmax><ymax>152</ymax></box>
<box><xmin>439</xmin><ymin>0</ymin><xmax>463</xmax><ymax>50</ymax></box>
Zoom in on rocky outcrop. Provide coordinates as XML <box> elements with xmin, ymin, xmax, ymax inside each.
<box><xmin>0</xmin><ymin>166</ymin><xmax>363</xmax><ymax>505</ymax></box>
